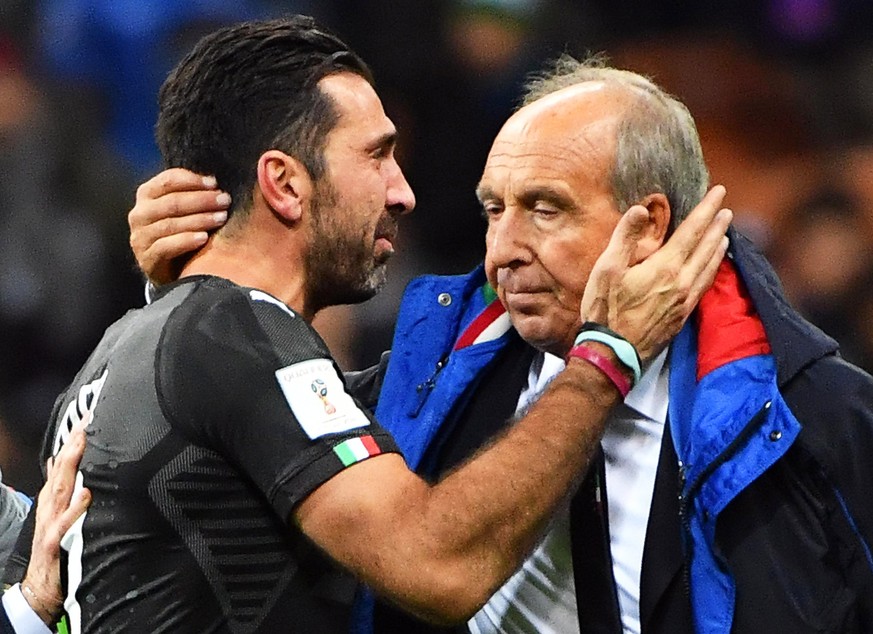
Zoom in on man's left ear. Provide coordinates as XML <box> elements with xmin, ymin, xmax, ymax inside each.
<box><xmin>632</xmin><ymin>193</ymin><xmax>671</xmax><ymax>264</ymax></box>
<box><xmin>256</xmin><ymin>150</ymin><xmax>313</xmax><ymax>224</ymax></box>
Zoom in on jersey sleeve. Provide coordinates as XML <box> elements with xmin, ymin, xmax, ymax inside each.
<box><xmin>156</xmin><ymin>282</ymin><xmax>400</xmax><ymax>522</ymax></box>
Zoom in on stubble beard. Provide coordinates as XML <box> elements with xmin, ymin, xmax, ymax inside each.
<box><xmin>304</xmin><ymin>178</ymin><xmax>388</xmax><ymax>312</ymax></box>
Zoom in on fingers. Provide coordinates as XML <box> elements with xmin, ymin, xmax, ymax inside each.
<box><xmin>130</xmin><ymin>187</ymin><xmax>230</xmax><ymax>229</ymax></box>
<box><xmin>40</xmin><ymin>423</ymin><xmax>87</xmax><ymax>513</ymax></box>
<box><xmin>58</xmin><ymin>486</ymin><xmax>92</xmax><ymax>538</ymax></box>
<box><xmin>646</xmin><ymin>185</ymin><xmax>732</xmax><ymax>314</ymax></box>
<box><xmin>131</xmin><ymin>210</ymin><xmax>226</xmax><ymax>255</ymax></box>
<box><xmin>598</xmin><ymin>205</ymin><xmax>650</xmax><ymax>271</ymax></box>
<box><xmin>139</xmin><ymin>232</ymin><xmax>211</xmax><ymax>275</ymax></box>
<box><xmin>578</xmin><ymin>187</ymin><xmax>733</xmax><ymax>363</ymax></box>
<box><xmin>657</xmin><ymin>185</ymin><xmax>727</xmax><ymax>261</ymax></box>
<box><xmin>685</xmin><ymin>236</ymin><xmax>729</xmax><ymax>311</ymax></box>
<box><xmin>67</xmin><ymin>487</ymin><xmax>92</xmax><ymax>519</ymax></box>
<box><xmin>633</xmin><ymin>201</ymin><xmax>731</xmax><ymax>358</ymax></box>
<box><xmin>134</xmin><ymin>168</ymin><xmax>218</xmax><ymax>205</ymax></box>
<box><xmin>24</xmin><ymin>422</ymin><xmax>91</xmax><ymax>625</ymax></box>
<box><xmin>129</xmin><ymin>169</ymin><xmax>230</xmax><ymax>283</ymax></box>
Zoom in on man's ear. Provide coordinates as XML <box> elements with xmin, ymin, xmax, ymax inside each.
<box><xmin>631</xmin><ymin>193</ymin><xmax>671</xmax><ymax>263</ymax></box>
<box><xmin>256</xmin><ymin>150</ymin><xmax>313</xmax><ymax>223</ymax></box>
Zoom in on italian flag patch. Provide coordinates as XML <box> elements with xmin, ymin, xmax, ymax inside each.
<box><xmin>333</xmin><ymin>435</ymin><xmax>382</xmax><ymax>467</ymax></box>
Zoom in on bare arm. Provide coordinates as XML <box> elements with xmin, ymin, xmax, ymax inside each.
<box><xmin>298</xmin><ymin>358</ymin><xmax>615</xmax><ymax>623</ymax></box>
<box><xmin>295</xmin><ymin>188</ymin><xmax>732</xmax><ymax>624</ymax></box>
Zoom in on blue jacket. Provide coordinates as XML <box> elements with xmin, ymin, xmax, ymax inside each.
<box><xmin>356</xmin><ymin>229</ymin><xmax>873</xmax><ymax>633</ymax></box>
<box><xmin>660</xmin><ymin>231</ymin><xmax>873</xmax><ymax>633</ymax></box>
<box><xmin>374</xmin><ymin>266</ymin><xmax>513</xmax><ymax>471</ymax></box>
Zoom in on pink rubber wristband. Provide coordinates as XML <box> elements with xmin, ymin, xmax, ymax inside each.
<box><xmin>566</xmin><ymin>344</ymin><xmax>631</xmax><ymax>398</ymax></box>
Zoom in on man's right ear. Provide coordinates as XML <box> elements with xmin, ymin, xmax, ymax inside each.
<box><xmin>630</xmin><ymin>193</ymin><xmax>671</xmax><ymax>264</ymax></box>
<box><xmin>256</xmin><ymin>150</ymin><xmax>313</xmax><ymax>223</ymax></box>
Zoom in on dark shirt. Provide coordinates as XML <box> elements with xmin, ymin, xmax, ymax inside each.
<box><xmin>36</xmin><ymin>276</ymin><xmax>398</xmax><ymax>633</ymax></box>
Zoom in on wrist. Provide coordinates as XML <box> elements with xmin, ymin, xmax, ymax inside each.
<box><xmin>573</xmin><ymin>322</ymin><xmax>642</xmax><ymax>386</ymax></box>
<box><xmin>21</xmin><ymin>578</ymin><xmax>62</xmax><ymax>626</ymax></box>
<box><xmin>565</xmin><ymin>341</ymin><xmax>633</xmax><ymax>399</ymax></box>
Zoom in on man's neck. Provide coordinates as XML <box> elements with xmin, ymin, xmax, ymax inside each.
<box><xmin>180</xmin><ymin>232</ymin><xmax>312</xmax><ymax>321</ymax></box>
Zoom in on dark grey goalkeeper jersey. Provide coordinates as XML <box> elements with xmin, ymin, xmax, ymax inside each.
<box><xmin>42</xmin><ymin>275</ymin><xmax>399</xmax><ymax>633</ymax></box>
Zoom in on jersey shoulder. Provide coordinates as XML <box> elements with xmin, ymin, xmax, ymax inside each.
<box><xmin>160</xmin><ymin>276</ymin><xmax>331</xmax><ymax>368</ymax></box>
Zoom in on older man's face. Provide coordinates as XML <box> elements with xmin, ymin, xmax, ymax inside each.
<box><xmin>479</xmin><ymin>83</ymin><xmax>627</xmax><ymax>357</ymax></box>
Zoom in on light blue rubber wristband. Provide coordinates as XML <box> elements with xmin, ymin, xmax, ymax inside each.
<box><xmin>573</xmin><ymin>331</ymin><xmax>642</xmax><ymax>386</ymax></box>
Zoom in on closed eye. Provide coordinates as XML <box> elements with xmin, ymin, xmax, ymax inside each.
<box><xmin>480</xmin><ymin>202</ymin><xmax>503</xmax><ymax>220</ymax></box>
<box><xmin>519</xmin><ymin>187</ymin><xmax>573</xmax><ymax>214</ymax></box>
<box><xmin>368</xmin><ymin>131</ymin><xmax>398</xmax><ymax>160</ymax></box>
<box><xmin>533</xmin><ymin>204</ymin><xmax>560</xmax><ymax>217</ymax></box>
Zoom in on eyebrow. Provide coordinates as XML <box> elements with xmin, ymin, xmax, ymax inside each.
<box><xmin>369</xmin><ymin>130</ymin><xmax>398</xmax><ymax>152</ymax></box>
<box><xmin>475</xmin><ymin>183</ymin><xmax>494</xmax><ymax>204</ymax></box>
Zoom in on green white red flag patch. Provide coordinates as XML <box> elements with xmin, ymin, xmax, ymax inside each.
<box><xmin>333</xmin><ymin>435</ymin><xmax>382</xmax><ymax>466</ymax></box>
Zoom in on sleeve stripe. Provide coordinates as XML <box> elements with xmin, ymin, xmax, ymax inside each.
<box><xmin>333</xmin><ymin>436</ymin><xmax>382</xmax><ymax>467</ymax></box>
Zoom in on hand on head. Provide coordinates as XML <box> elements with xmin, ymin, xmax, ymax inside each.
<box><xmin>129</xmin><ymin>168</ymin><xmax>230</xmax><ymax>285</ymax></box>
<box><xmin>580</xmin><ymin>185</ymin><xmax>732</xmax><ymax>363</ymax></box>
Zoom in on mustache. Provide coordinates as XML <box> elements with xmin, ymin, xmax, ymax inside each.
<box><xmin>375</xmin><ymin>214</ymin><xmax>399</xmax><ymax>241</ymax></box>
<box><xmin>496</xmin><ymin>269</ymin><xmax>549</xmax><ymax>293</ymax></box>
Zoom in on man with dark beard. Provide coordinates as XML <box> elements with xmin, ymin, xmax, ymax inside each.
<box><xmin>16</xmin><ymin>16</ymin><xmax>732</xmax><ymax>633</ymax></box>
<box><xmin>304</xmin><ymin>174</ymin><xmax>400</xmax><ymax>307</ymax></box>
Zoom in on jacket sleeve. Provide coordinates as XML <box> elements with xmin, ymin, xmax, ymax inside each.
<box><xmin>0</xmin><ymin>605</ymin><xmax>13</xmax><ymax>634</ymax></box>
<box><xmin>0</xmin><ymin>585</ymin><xmax>52</xmax><ymax>634</ymax></box>
<box><xmin>0</xmin><ymin>484</ymin><xmax>31</xmax><ymax>574</ymax></box>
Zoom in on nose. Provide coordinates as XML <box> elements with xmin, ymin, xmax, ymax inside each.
<box><xmin>486</xmin><ymin>208</ymin><xmax>531</xmax><ymax>271</ymax></box>
<box><xmin>386</xmin><ymin>158</ymin><xmax>415</xmax><ymax>216</ymax></box>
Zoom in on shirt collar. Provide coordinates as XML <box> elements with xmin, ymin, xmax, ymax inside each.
<box><xmin>529</xmin><ymin>347</ymin><xmax>669</xmax><ymax>425</ymax></box>
<box><xmin>624</xmin><ymin>348</ymin><xmax>669</xmax><ymax>425</ymax></box>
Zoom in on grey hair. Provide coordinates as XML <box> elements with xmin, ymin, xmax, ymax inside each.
<box><xmin>520</xmin><ymin>54</ymin><xmax>709</xmax><ymax>230</ymax></box>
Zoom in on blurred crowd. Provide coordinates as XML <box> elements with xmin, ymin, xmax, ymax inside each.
<box><xmin>2</xmin><ymin>0</ymin><xmax>873</xmax><ymax>492</ymax></box>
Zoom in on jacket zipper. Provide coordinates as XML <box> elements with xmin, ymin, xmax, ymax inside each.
<box><xmin>677</xmin><ymin>459</ymin><xmax>691</xmax><ymax>600</ymax></box>
<box><xmin>676</xmin><ymin>400</ymin><xmax>772</xmax><ymax>598</ymax></box>
<box><xmin>411</xmin><ymin>356</ymin><xmax>448</xmax><ymax>416</ymax></box>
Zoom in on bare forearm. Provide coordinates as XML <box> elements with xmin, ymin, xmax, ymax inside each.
<box><xmin>361</xmin><ymin>358</ymin><xmax>618</xmax><ymax>622</ymax></box>
<box><xmin>299</xmin><ymin>358</ymin><xmax>621</xmax><ymax>623</ymax></box>
<box><xmin>435</xmin><ymin>361</ymin><xmax>610</xmax><ymax>594</ymax></box>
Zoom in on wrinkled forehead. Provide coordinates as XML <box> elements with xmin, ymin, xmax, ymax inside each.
<box><xmin>482</xmin><ymin>136</ymin><xmax>610</xmax><ymax>184</ymax></box>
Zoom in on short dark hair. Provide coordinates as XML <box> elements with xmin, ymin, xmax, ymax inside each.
<box><xmin>156</xmin><ymin>15</ymin><xmax>373</xmax><ymax>218</ymax></box>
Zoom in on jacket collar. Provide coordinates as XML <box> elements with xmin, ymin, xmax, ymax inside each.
<box><xmin>727</xmin><ymin>227</ymin><xmax>837</xmax><ymax>387</ymax></box>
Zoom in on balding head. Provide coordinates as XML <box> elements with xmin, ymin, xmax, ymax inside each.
<box><xmin>518</xmin><ymin>55</ymin><xmax>709</xmax><ymax>230</ymax></box>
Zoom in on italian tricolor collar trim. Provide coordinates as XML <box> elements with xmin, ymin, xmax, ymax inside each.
<box><xmin>453</xmin><ymin>285</ymin><xmax>510</xmax><ymax>351</ymax></box>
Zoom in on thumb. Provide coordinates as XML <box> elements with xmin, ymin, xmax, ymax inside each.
<box><xmin>579</xmin><ymin>205</ymin><xmax>649</xmax><ymax>326</ymax></box>
<box><xmin>599</xmin><ymin>205</ymin><xmax>649</xmax><ymax>270</ymax></box>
